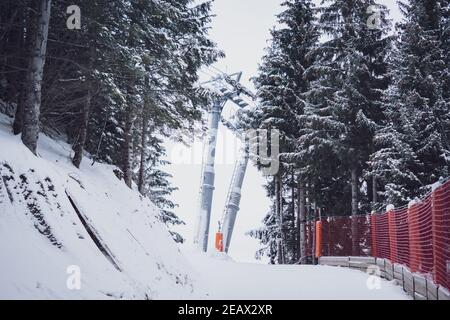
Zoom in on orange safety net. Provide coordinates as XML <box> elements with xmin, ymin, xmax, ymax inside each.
<box><xmin>433</xmin><ymin>182</ymin><xmax>450</xmax><ymax>290</ymax></box>
<box><xmin>319</xmin><ymin>215</ymin><xmax>372</xmax><ymax>257</ymax></box>
<box><xmin>313</xmin><ymin>180</ymin><xmax>450</xmax><ymax>291</ymax></box>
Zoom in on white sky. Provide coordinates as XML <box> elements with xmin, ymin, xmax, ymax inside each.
<box><xmin>165</xmin><ymin>0</ymin><xmax>403</xmax><ymax>263</ymax></box>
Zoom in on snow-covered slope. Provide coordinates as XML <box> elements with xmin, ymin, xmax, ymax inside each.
<box><xmin>0</xmin><ymin>113</ymin><xmax>410</xmax><ymax>300</ymax></box>
<box><xmin>0</xmin><ymin>114</ymin><xmax>205</xmax><ymax>299</ymax></box>
<box><xmin>184</xmin><ymin>250</ymin><xmax>409</xmax><ymax>300</ymax></box>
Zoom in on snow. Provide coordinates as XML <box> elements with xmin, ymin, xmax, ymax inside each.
<box><xmin>0</xmin><ymin>114</ymin><xmax>205</xmax><ymax>299</ymax></box>
<box><xmin>184</xmin><ymin>248</ymin><xmax>410</xmax><ymax>300</ymax></box>
<box><xmin>0</xmin><ymin>113</ymin><xmax>409</xmax><ymax>300</ymax></box>
<box><xmin>408</xmin><ymin>199</ymin><xmax>419</xmax><ymax>208</ymax></box>
<box><xmin>431</xmin><ymin>180</ymin><xmax>443</xmax><ymax>192</ymax></box>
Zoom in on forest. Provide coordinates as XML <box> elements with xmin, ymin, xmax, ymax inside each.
<box><xmin>244</xmin><ymin>0</ymin><xmax>450</xmax><ymax>263</ymax></box>
<box><xmin>1</xmin><ymin>0</ymin><xmax>449</xmax><ymax>264</ymax></box>
<box><xmin>0</xmin><ymin>0</ymin><xmax>223</xmax><ymax>243</ymax></box>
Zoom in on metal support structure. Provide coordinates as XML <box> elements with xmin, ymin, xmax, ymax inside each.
<box><xmin>194</xmin><ymin>71</ymin><xmax>252</xmax><ymax>252</ymax></box>
<box><xmin>221</xmin><ymin>145</ymin><xmax>249</xmax><ymax>253</ymax></box>
<box><xmin>194</xmin><ymin>99</ymin><xmax>223</xmax><ymax>252</ymax></box>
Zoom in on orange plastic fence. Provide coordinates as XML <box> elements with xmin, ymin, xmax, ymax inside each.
<box><xmin>432</xmin><ymin>182</ymin><xmax>450</xmax><ymax>289</ymax></box>
<box><xmin>313</xmin><ymin>180</ymin><xmax>450</xmax><ymax>291</ymax></box>
<box><xmin>408</xmin><ymin>203</ymin><xmax>421</xmax><ymax>272</ymax></box>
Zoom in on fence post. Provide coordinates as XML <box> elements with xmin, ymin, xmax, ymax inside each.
<box><xmin>387</xmin><ymin>205</ymin><xmax>397</xmax><ymax>263</ymax></box>
<box><xmin>215</xmin><ymin>232</ymin><xmax>224</xmax><ymax>252</ymax></box>
<box><xmin>408</xmin><ymin>200</ymin><xmax>420</xmax><ymax>273</ymax></box>
<box><xmin>311</xmin><ymin>220</ymin><xmax>316</xmax><ymax>265</ymax></box>
<box><xmin>315</xmin><ymin>220</ymin><xmax>322</xmax><ymax>259</ymax></box>
<box><xmin>370</xmin><ymin>212</ymin><xmax>378</xmax><ymax>257</ymax></box>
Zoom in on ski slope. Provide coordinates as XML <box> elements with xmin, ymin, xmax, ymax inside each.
<box><xmin>185</xmin><ymin>250</ymin><xmax>410</xmax><ymax>300</ymax></box>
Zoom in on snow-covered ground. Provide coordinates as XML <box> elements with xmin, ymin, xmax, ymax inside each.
<box><xmin>0</xmin><ymin>113</ymin><xmax>409</xmax><ymax>300</ymax></box>
<box><xmin>183</xmin><ymin>249</ymin><xmax>410</xmax><ymax>300</ymax></box>
<box><xmin>0</xmin><ymin>114</ymin><xmax>206</xmax><ymax>299</ymax></box>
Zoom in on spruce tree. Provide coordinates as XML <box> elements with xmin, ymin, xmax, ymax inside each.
<box><xmin>249</xmin><ymin>0</ymin><xmax>319</xmax><ymax>263</ymax></box>
<box><xmin>300</xmin><ymin>0</ymin><xmax>391</xmax><ymax>214</ymax></box>
<box><xmin>371</xmin><ymin>0</ymin><xmax>450</xmax><ymax>205</ymax></box>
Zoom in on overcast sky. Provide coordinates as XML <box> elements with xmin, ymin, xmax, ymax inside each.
<box><xmin>166</xmin><ymin>0</ymin><xmax>403</xmax><ymax>263</ymax></box>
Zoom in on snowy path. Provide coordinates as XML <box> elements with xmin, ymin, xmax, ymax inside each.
<box><xmin>185</xmin><ymin>251</ymin><xmax>409</xmax><ymax>300</ymax></box>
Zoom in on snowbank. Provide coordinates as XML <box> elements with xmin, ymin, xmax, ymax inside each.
<box><xmin>0</xmin><ymin>114</ymin><xmax>206</xmax><ymax>299</ymax></box>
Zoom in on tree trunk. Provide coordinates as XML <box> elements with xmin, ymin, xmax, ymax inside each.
<box><xmin>123</xmin><ymin>105</ymin><xmax>134</xmax><ymax>188</ymax></box>
<box><xmin>297</xmin><ymin>178</ymin><xmax>306</xmax><ymax>264</ymax></box>
<box><xmin>13</xmin><ymin>8</ymin><xmax>33</xmax><ymax>135</ymax></box>
<box><xmin>291</xmin><ymin>170</ymin><xmax>295</xmax><ymax>262</ymax></box>
<box><xmin>279</xmin><ymin>171</ymin><xmax>286</xmax><ymax>264</ymax></box>
<box><xmin>72</xmin><ymin>86</ymin><xmax>91</xmax><ymax>168</ymax></box>
<box><xmin>372</xmin><ymin>175</ymin><xmax>378</xmax><ymax>208</ymax></box>
<box><xmin>21</xmin><ymin>0</ymin><xmax>51</xmax><ymax>154</ymax></box>
<box><xmin>137</xmin><ymin>110</ymin><xmax>148</xmax><ymax>195</ymax></box>
<box><xmin>275</xmin><ymin>173</ymin><xmax>283</xmax><ymax>264</ymax></box>
<box><xmin>351</xmin><ymin>168</ymin><xmax>359</xmax><ymax>255</ymax></box>
<box><xmin>72</xmin><ymin>43</ymin><xmax>95</xmax><ymax>168</ymax></box>
<box><xmin>13</xmin><ymin>90</ymin><xmax>26</xmax><ymax>135</ymax></box>
<box><xmin>351</xmin><ymin>168</ymin><xmax>358</xmax><ymax>215</ymax></box>
<box><xmin>9</xmin><ymin>5</ymin><xmax>27</xmax><ymax>134</ymax></box>
<box><xmin>311</xmin><ymin>197</ymin><xmax>317</xmax><ymax>265</ymax></box>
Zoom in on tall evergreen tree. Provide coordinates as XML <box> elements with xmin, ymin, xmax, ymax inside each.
<box><xmin>249</xmin><ymin>0</ymin><xmax>319</xmax><ymax>264</ymax></box>
<box><xmin>21</xmin><ymin>0</ymin><xmax>52</xmax><ymax>154</ymax></box>
<box><xmin>300</xmin><ymin>0</ymin><xmax>391</xmax><ymax>214</ymax></box>
<box><xmin>249</xmin><ymin>0</ymin><xmax>392</xmax><ymax>261</ymax></box>
<box><xmin>371</xmin><ymin>0</ymin><xmax>450</xmax><ymax>205</ymax></box>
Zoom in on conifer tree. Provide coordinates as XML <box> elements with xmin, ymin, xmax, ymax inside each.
<box><xmin>249</xmin><ymin>0</ymin><xmax>319</xmax><ymax>263</ymax></box>
<box><xmin>371</xmin><ymin>0</ymin><xmax>450</xmax><ymax>205</ymax></box>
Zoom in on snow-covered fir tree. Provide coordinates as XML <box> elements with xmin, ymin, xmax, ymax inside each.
<box><xmin>300</xmin><ymin>0</ymin><xmax>391</xmax><ymax>214</ymax></box>
<box><xmin>249</xmin><ymin>0</ymin><xmax>393</xmax><ymax>262</ymax></box>
<box><xmin>134</xmin><ymin>132</ymin><xmax>185</xmax><ymax>243</ymax></box>
<box><xmin>371</xmin><ymin>0</ymin><xmax>450</xmax><ymax>205</ymax></box>
<box><xmin>248</xmin><ymin>0</ymin><xmax>319</xmax><ymax>264</ymax></box>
